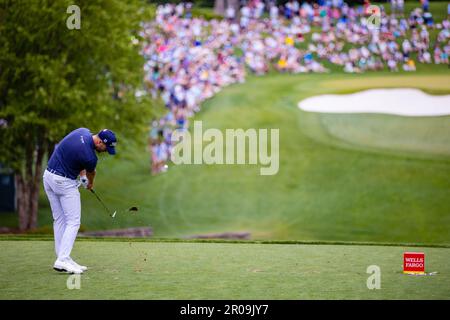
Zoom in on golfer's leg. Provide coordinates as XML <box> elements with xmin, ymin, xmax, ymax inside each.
<box><xmin>43</xmin><ymin>171</ymin><xmax>66</xmax><ymax>258</ymax></box>
<box><xmin>48</xmin><ymin>192</ymin><xmax>66</xmax><ymax>258</ymax></box>
<box><xmin>58</xmin><ymin>186</ymin><xmax>81</xmax><ymax>261</ymax></box>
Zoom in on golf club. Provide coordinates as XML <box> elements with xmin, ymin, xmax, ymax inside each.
<box><xmin>90</xmin><ymin>188</ymin><xmax>116</xmax><ymax>218</ymax></box>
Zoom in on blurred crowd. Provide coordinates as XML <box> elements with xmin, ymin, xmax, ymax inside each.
<box><xmin>140</xmin><ymin>0</ymin><xmax>450</xmax><ymax>174</ymax></box>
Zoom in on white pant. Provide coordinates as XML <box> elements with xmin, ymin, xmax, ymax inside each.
<box><xmin>43</xmin><ymin>170</ymin><xmax>81</xmax><ymax>261</ymax></box>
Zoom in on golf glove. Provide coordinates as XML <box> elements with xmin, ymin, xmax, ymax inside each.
<box><xmin>79</xmin><ymin>175</ymin><xmax>89</xmax><ymax>189</ymax></box>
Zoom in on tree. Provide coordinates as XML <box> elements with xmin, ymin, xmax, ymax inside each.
<box><xmin>0</xmin><ymin>0</ymin><xmax>153</xmax><ymax>231</ymax></box>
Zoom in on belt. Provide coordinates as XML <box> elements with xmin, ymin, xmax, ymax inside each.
<box><xmin>46</xmin><ymin>168</ymin><xmax>70</xmax><ymax>179</ymax></box>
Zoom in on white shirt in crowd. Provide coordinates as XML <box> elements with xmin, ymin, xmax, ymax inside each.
<box><xmin>226</xmin><ymin>6</ymin><xmax>235</xmax><ymax>19</ymax></box>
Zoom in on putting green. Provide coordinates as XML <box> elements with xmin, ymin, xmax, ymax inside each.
<box><xmin>0</xmin><ymin>239</ymin><xmax>448</xmax><ymax>299</ymax></box>
<box><xmin>299</xmin><ymin>110</ymin><xmax>450</xmax><ymax>158</ymax></box>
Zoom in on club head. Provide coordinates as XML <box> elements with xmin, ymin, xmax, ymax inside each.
<box><xmin>128</xmin><ymin>206</ymin><xmax>138</xmax><ymax>212</ymax></box>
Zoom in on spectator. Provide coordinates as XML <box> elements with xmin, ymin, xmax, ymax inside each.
<box><xmin>143</xmin><ymin>1</ymin><xmax>450</xmax><ymax>174</ymax></box>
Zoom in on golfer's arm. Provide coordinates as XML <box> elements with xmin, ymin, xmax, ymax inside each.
<box><xmin>86</xmin><ymin>170</ymin><xmax>96</xmax><ymax>188</ymax></box>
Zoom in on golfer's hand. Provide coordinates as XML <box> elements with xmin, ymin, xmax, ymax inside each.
<box><xmin>87</xmin><ymin>182</ymin><xmax>94</xmax><ymax>190</ymax></box>
<box><xmin>80</xmin><ymin>176</ymin><xmax>89</xmax><ymax>189</ymax></box>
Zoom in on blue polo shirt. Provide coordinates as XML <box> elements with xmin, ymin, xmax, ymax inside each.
<box><xmin>47</xmin><ymin>128</ymin><xmax>98</xmax><ymax>180</ymax></box>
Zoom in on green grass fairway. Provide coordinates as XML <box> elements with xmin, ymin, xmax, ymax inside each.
<box><xmin>2</xmin><ymin>2</ymin><xmax>449</xmax><ymax>303</ymax></box>
<box><xmin>1</xmin><ymin>5</ymin><xmax>449</xmax><ymax>245</ymax></box>
<box><xmin>0</xmin><ymin>70</ymin><xmax>437</xmax><ymax>244</ymax></box>
<box><xmin>0</xmin><ymin>239</ymin><xmax>449</xmax><ymax>299</ymax></box>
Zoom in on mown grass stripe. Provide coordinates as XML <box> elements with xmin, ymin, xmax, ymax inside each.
<box><xmin>0</xmin><ymin>235</ymin><xmax>449</xmax><ymax>248</ymax></box>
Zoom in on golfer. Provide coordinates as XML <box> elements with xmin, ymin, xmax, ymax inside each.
<box><xmin>43</xmin><ymin>128</ymin><xmax>117</xmax><ymax>274</ymax></box>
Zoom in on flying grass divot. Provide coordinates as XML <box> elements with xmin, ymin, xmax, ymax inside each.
<box><xmin>111</xmin><ymin>206</ymin><xmax>138</xmax><ymax>219</ymax></box>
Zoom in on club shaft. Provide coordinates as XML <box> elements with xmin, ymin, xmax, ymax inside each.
<box><xmin>90</xmin><ymin>189</ymin><xmax>112</xmax><ymax>216</ymax></box>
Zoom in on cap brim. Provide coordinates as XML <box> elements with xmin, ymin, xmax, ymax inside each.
<box><xmin>107</xmin><ymin>146</ymin><xmax>116</xmax><ymax>155</ymax></box>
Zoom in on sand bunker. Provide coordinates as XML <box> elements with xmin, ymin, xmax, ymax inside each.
<box><xmin>298</xmin><ymin>88</ymin><xmax>450</xmax><ymax>116</ymax></box>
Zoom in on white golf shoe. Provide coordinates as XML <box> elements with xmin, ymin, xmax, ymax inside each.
<box><xmin>53</xmin><ymin>259</ymin><xmax>83</xmax><ymax>274</ymax></box>
<box><xmin>68</xmin><ymin>257</ymin><xmax>88</xmax><ymax>271</ymax></box>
